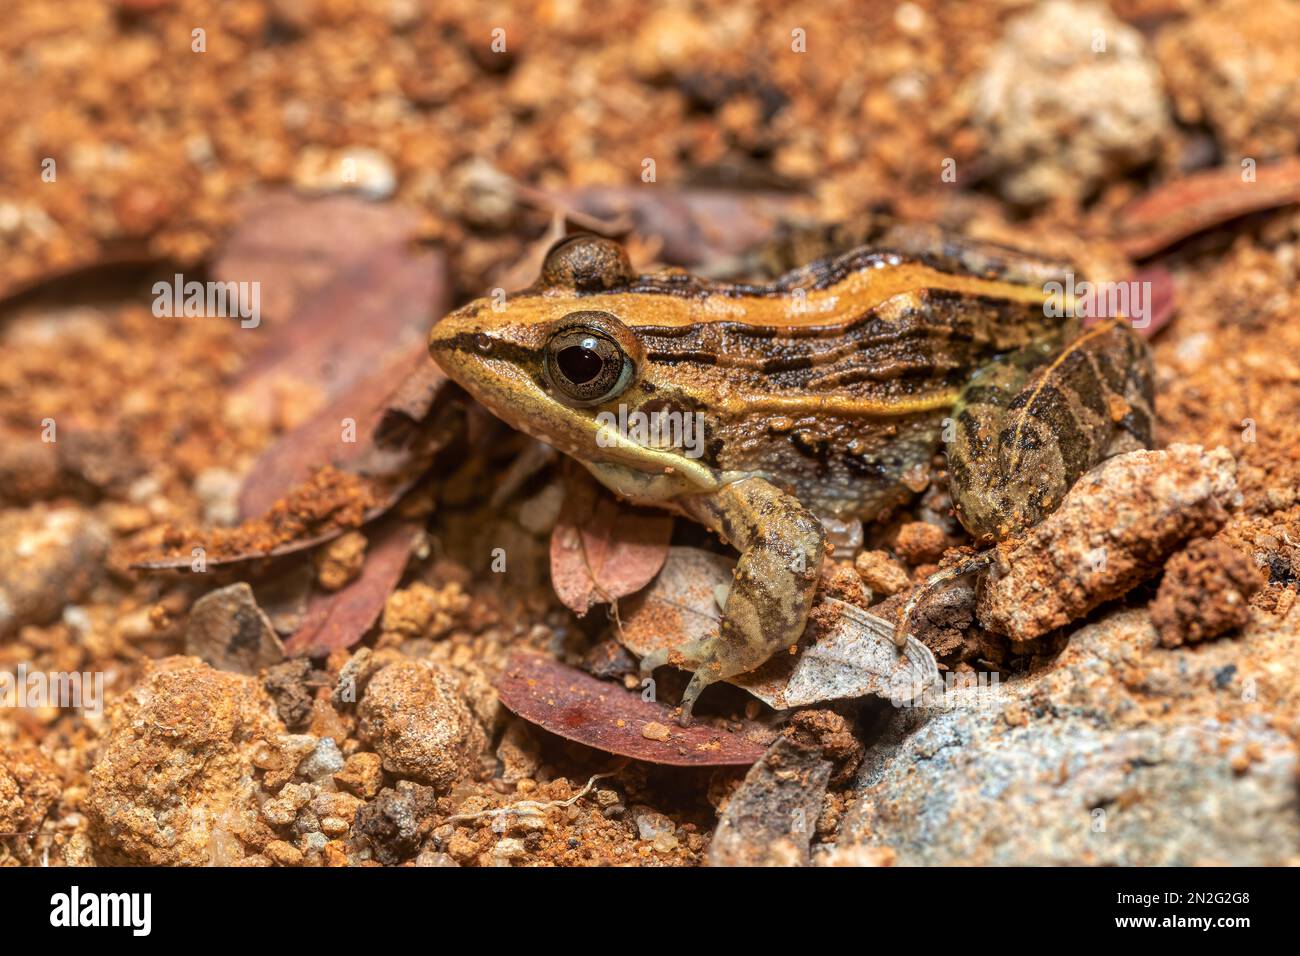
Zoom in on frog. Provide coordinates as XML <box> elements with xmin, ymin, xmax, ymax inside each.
<box><xmin>429</xmin><ymin>224</ymin><xmax>1154</xmax><ymax>722</ymax></box>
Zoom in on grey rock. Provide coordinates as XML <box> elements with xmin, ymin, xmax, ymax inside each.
<box><xmin>707</xmin><ymin>737</ymin><xmax>831</xmax><ymax>867</ymax></box>
<box><xmin>297</xmin><ymin>737</ymin><xmax>345</xmax><ymax>781</ymax></box>
<box><xmin>839</xmin><ymin>608</ymin><xmax>1300</xmax><ymax>865</ymax></box>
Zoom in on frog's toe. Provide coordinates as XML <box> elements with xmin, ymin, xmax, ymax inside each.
<box><xmin>676</xmin><ymin>670</ymin><xmax>716</xmax><ymax>726</ymax></box>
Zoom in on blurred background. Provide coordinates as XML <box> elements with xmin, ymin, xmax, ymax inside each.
<box><xmin>5</xmin><ymin>0</ymin><xmax>1298</xmax><ymax>303</ymax></box>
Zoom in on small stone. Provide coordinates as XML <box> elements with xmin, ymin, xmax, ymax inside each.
<box><xmin>334</xmin><ymin>751</ymin><xmax>384</xmax><ymax>799</ymax></box>
<box><xmin>490</xmin><ymin>836</ymin><xmax>526</xmax><ymax>866</ymax></box>
<box><xmin>381</xmin><ymin>582</ymin><xmax>470</xmax><ymax>639</ymax></box>
<box><xmin>297</xmin><ymin>737</ymin><xmax>345</xmax><ymax>781</ymax></box>
<box><xmin>0</xmin><ymin>508</ymin><xmax>109</xmax><ymax>639</ymax></box>
<box><xmin>894</xmin><ymin>521</ymin><xmax>947</xmax><ymax>565</ymax></box>
<box><xmin>193</xmin><ymin>468</ymin><xmax>242</xmax><ymax>526</ymax></box>
<box><xmin>301</xmin><ymin>831</ymin><xmax>328</xmax><ymax>855</ymax></box>
<box><xmin>447</xmin><ymin>829</ymin><xmax>480</xmax><ymax>864</ymax></box>
<box><xmin>264</xmin><ymin>839</ymin><xmax>304</xmax><ymax>867</ymax></box>
<box><xmin>322</xmin><ymin>840</ymin><xmax>349</xmax><ymax>867</ymax></box>
<box><xmin>351</xmin><ymin>782</ymin><xmax>438</xmax><ymax>865</ymax></box>
<box><xmin>854</xmin><ymin>550</ymin><xmax>910</xmax><ymax>596</ymax></box>
<box><xmin>0</xmin><ymin>744</ymin><xmax>62</xmax><ymax>859</ymax></box>
<box><xmin>312</xmin><ymin>791</ymin><xmax>361</xmax><ymax>837</ymax></box>
<box><xmin>262</xmin><ymin>658</ymin><xmax>318</xmax><ymax>731</ymax></box>
<box><xmin>652</xmin><ymin>832</ymin><xmax>679</xmax><ymax>853</ymax></box>
<box><xmin>414</xmin><ymin>847</ymin><xmax>459</xmax><ymax>867</ymax></box>
<box><xmin>971</xmin><ymin>0</ymin><xmax>1170</xmax><ymax>205</ymax></box>
<box><xmin>314</xmin><ymin>531</ymin><xmax>367</xmax><ymax>592</ymax></box>
<box><xmin>1151</xmin><ymin>538</ymin><xmax>1264</xmax><ymax>647</ymax></box>
<box><xmin>185</xmin><ymin>583</ymin><xmax>286</xmax><ymax>676</ymax></box>
<box><xmin>357</xmin><ymin>660</ymin><xmax>485</xmax><ymax>791</ymax></box>
<box><xmin>294</xmin><ymin>146</ymin><xmax>397</xmax><ymax>201</ymax></box>
<box><xmin>634</xmin><ymin>808</ymin><xmax>676</xmax><ymax>841</ymax></box>
<box><xmin>495</xmin><ymin>720</ymin><xmax>541</xmax><ymax>785</ymax></box>
<box><xmin>641</xmin><ymin>721</ymin><xmax>672</xmax><ymax>742</ymax></box>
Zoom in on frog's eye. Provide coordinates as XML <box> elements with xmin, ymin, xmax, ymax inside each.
<box><xmin>539</xmin><ymin>234</ymin><xmax>635</xmax><ymax>291</ymax></box>
<box><xmin>544</xmin><ymin>325</ymin><xmax>634</xmax><ymax>406</ymax></box>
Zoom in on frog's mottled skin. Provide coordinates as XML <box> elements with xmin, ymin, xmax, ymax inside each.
<box><xmin>429</xmin><ymin>229</ymin><xmax>1154</xmax><ymax>721</ymax></box>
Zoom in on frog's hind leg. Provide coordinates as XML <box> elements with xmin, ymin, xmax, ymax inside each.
<box><xmin>641</xmin><ymin>477</ymin><xmax>825</xmax><ymax>725</ymax></box>
<box><xmin>946</xmin><ymin>319</ymin><xmax>1154</xmax><ymax>545</ymax></box>
<box><xmin>889</xmin><ymin>320</ymin><xmax>1155</xmax><ymax>647</ymax></box>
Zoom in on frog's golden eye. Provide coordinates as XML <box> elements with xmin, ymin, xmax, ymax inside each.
<box><xmin>544</xmin><ymin>322</ymin><xmax>634</xmax><ymax>406</ymax></box>
<box><xmin>539</xmin><ymin>235</ymin><xmax>635</xmax><ymax>291</ymax></box>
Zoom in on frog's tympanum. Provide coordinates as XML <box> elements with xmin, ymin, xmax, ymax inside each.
<box><xmin>430</xmin><ymin>225</ymin><xmax>1154</xmax><ymax>722</ymax></box>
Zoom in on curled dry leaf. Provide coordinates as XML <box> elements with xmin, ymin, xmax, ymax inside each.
<box><xmin>1111</xmin><ymin>157</ymin><xmax>1300</xmax><ymax>258</ymax></box>
<box><xmin>495</xmin><ymin>653</ymin><xmax>768</xmax><ymax>767</ymax></box>
<box><xmin>549</xmin><ymin>468</ymin><xmax>672</xmax><ymax>617</ymax></box>
<box><xmin>131</xmin><ymin>193</ymin><xmax>456</xmax><ymax>573</ymax></box>
<box><xmin>619</xmin><ymin>546</ymin><xmax>939</xmax><ymax>709</ymax></box>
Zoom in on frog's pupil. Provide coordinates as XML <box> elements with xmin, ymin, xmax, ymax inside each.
<box><xmin>557</xmin><ymin>345</ymin><xmax>603</xmax><ymax>384</ymax></box>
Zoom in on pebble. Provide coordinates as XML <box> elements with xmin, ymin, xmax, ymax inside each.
<box><xmin>640</xmin><ymin>721</ymin><xmax>672</xmax><ymax>742</ymax></box>
<box><xmin>0</xmin><ymin>508</ymin><xmax>109</xmax><ymax>639</ymax></box>
<box><xmin>184</xmin><ymin>583</ymin><xmax>286</xmax><ymax>676</ymax></box>
<box><xmin>297</xmin><ymin>737</ymin><xmax>345</xmax><ymax>781</ymax></box>
<box><xmin>854</xmin><ymin>550</ymin><xmax>910</xmax><ymax>596</ymax></box>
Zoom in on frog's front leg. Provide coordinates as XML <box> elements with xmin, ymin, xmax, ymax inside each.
<box><xmin>639</xmin><ymin>476</ymin><xmax>825</xmax><ymax>724</ymax></box>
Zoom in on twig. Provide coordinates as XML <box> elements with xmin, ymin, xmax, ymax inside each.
<box><xmin>445</xmin><ymin>766</ymin><xmax>625</xmax><ymax>825</ymax></box>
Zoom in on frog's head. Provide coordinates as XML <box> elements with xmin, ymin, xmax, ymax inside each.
<box><xmin>430</xmin><ymin>235</ymin><xmax>716</xmax><ymax>486</ymax></box>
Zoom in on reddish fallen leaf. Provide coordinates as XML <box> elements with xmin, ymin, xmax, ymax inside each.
<box><xmin>239</xmin><ymin>343</ymin><xmax>445</xmax><ymax>518</ymax></box>
<box><xmin>495</xmin><ymin>653</ymin><xmax>768</xmax><ymax>767</ymax></box>
<box><xmin>1112</xmin><ymin>157</ymin><xmax>1300</xmax><ymax>259</ymax></box>
<box><xmin>283</xmin><ymin>518</ymin><xmax>422</xmax><ymax>656</ymax></box>
<box><xmin>215</xmin><ymin>191</ymin><xmax>445</xmax><ymax>409</ymax></box>
<box><xmin>549</xmin><ymin>468</ymin><xmax>672</xmax><ymax>616</ymax></box>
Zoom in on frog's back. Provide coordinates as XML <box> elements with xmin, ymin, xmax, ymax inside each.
<box><xmin>631</xmin><ymin>242</ymin><xmax>1075</xmax><ymax>519</ymax></box>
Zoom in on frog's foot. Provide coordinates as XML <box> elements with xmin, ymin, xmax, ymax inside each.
<box><xmin>895</xmin><ymin>551</ymin><xmax>993</xmax><ymax>647</ymax></box>
<box><xmin>637</xmin><ymin>639</ymin><xmax>719</xmax><ymax>724</ymax></box>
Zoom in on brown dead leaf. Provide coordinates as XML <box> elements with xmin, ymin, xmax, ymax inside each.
<box><xmin>238</xmin><ymin>343</ymin><xmax>446</xmax><ymax>518</ymax></box>
<box><xmin>539</xmin><ymin>186</ymin><xmax>813</xmax><ymax>268</ymax></box>
<box><xmin>495</xmin><ymin>653</ymin><xmax>767</xmax><ymax>767</ymax></box>
<box><xmin>283</xmin><ymin>518</ymin><xmax>422</xmax><ymax>656</ymax></box>
<box><xmin>1112</xmin><ymin>157</ymin><xmax>1300</xmax><ymax>259</ymax></box>
<box><xmin>549</xmin><ymin>468</ymin><xmax>672</xmax><ymax>616</ymax></box>
<box><xmin>217</xmin><ymin>192</ymin><xmax>444</xmax><ymax>409</ymax></box>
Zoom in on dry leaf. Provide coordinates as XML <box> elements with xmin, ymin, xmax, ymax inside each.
<box><xmin>1112</xmin><ymin>157</ymin><xmax>1300</xmax><ymax>258</ymax></box>
<box><xmin>495</xmin><ymin>653</ymin><xmax>768</xmax><ymax>767</ymax></box>
<box><xmin>283</xmin><ymin>518</ymin><xmax>422</xmax><ymax>656</ymax></box>
<box><xmin>619</xmin><ymin>546</ymin><xmax>939</xmax><ymax>709</ymax></box>
<box><xmin>549</xmin><ymin>468</ymin><xmax>672</xmax><ymax>616</ymax></box>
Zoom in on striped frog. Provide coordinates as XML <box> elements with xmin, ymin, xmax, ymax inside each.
<box><xmin>430</xmin><ymin>223</ymin><xmax>1154</xmax><ymax>722</ymax></box>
